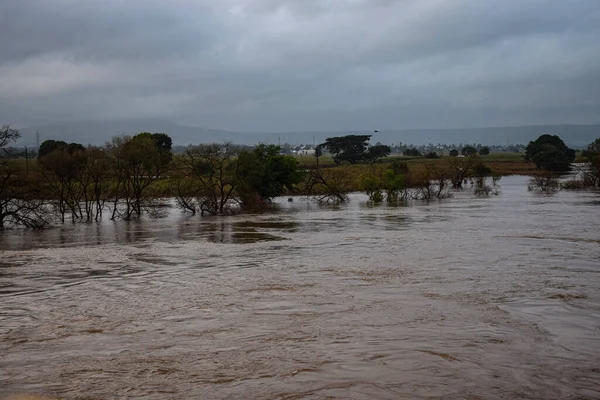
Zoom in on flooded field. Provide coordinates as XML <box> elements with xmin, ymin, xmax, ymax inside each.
<box><xmin>1</xmin><ymin>175</ymin><xmax>599</xmax><ymax>399</ymax></box>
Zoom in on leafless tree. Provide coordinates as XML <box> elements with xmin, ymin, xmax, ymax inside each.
<box><xmin>172</xmin><ymin>143</ymin><xmax>242</xmax><ymax>215</ymax></box>
<box><xmin>445</xmin><ymin>155</ymin><xmax>479</xmax><ymax>188</ymax></box>
<box><xmin>303</xmin><ymin>169</ymin><xmax>350</xmax><ymax>203</ymax></box>
<box><xmin>0</xmin><ymin>126</ymin><xmax>47</xmax><ymax>229</ymax></box>
<box><xmin>107</xmin><ymin>135</ymin><xmax>168</xmax><ymax>220</ymax></box>
<box><xmin>0</xmin><ymin>125</ymin><xmax>20</xmax><ymax>151</ymax></box>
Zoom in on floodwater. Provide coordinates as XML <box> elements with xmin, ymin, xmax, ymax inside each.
<box><xmin>1</xmin><ymin>175</ymin><xmax>599</xmax><ymax>399</ymax></box>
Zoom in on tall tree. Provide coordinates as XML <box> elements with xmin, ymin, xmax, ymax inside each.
<box><xmin>135</xmin><ymin>132</ymin><xmax>173</xmax><ymax>163</ymax></box>
<box><xmin>0</xmin><ymin>125</ymin><xmax>47</xmax><ymax>229</ymax></box>
<box><xmin>525</xmin><ymin>134</ymin><xmax>575</xmax><ymax>171</ymax></box>
<box><xmin>366</xmin><ymin>144</ymin><xmax>391</xmax><ymax>162</ymax></box>
<box><xmin>173</xmin><ymin>142</ymin><xmax>242</xmax><ymax>215</ymax></box>
<box><xmin>38</xmin><ymin>145</ymin><xmax>88</xmax><ymax>223</ymax></box>
<box><xmin>107</xmin><ymin>134</ymin><xmax>170</xmax><ymax>219</ymax></box>
<box><xmin>0</xmin><ymin>125</ymin><xmax>20</xmax><ymax>151</ymax></box>
<box><xmin>238</xmin><ymin>144</ymin><xmax>303</xmax><ymax>205</ymax></box>
<box><xmin>461</xmin><ymin>146</ymin><xmax>477</xmax><ymax>156</ymax></box>
<box><xmin>321</xmin><ymin>135</ymin><xmax>371</xmax><ymax>165</ymax></box>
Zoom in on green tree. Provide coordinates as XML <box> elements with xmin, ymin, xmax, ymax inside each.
<box><xmin>472</xmin><ymin>163</ymin><xmax>493</xmax><ymax>194</ymax></box>
<box><xmin>479</xmin><ymin>146</ymin><xmax>490</xmax><ymax>156</ymax></box>
<box><xmin>134</xmin><ymin>132</ymin><xmax>173</xmax><ymax>163</ymax></box>
<box><xmin>525</xmin><ymin>134</ymin><xmax>575</xmax><ymax>171</ymax></box>
<box><xmin>173</xmin><ymin>143</ymin><xmax>303</xmax><ymax>215</ymax></box>
<box><xmin>462</xmin><ymin>146</ymin><xmax>477</xmax><ymax>156</ymax></box>
<box><xmin>366</xmin><ymin>144</ymin><xmax>391</xmax><ymax>162</ymax></box>
<box><xmin>38</xmin><ymin>140</ymin><xmax>84</xmax><ymax>158</ymax></box>
<box><xmin>38</xmin><ymin>140</ymin><xmax>67</xmax><ymax>158</ymax></box>
<box><xmin>449</xmin><ymin>149</ymin><xmax>459</xmax><ymax>157</ymax></box>
<box><xmin>238</xmin><ymin>144</ymin><xmax>304</xmax><ymax>205</ymax></box>
<box><xmin>321</xmin><ymin>134</ymin><xmax>371</xmax><ymax>165</ymax></box>
<box><xmin>359</xmin><ymin>167</ymin><xmax>404</xmax><ymax>202</ymax></box>
<box><xmin>403</xmin><ymin>148</ymin><xmax>421</xmax><ymax>156</ymax></box>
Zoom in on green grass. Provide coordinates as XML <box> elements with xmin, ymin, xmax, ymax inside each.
<box><xmin>294</xmin><ymin>152</ymin><xmax>534</xmax><ymax>175</ymax></box>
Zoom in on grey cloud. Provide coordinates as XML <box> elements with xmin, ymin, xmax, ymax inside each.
<box><xmin>0</xmin><ymin>0</ymin><xmax>599</xmax><ymax>131</ymax></box>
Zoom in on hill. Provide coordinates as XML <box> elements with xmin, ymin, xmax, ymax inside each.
<box><xmin>14</xmin><ymin>120</ymin><xmax>600</xmax><ymax>148</ymax></box>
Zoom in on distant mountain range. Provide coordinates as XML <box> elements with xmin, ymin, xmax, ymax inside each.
<box><xmin>14</xmin><ymin>119</ymin><xmax>600</xmax><ymax>148</ymax></box>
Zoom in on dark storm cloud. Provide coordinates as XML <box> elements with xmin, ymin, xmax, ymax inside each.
<box><xmin>1</xmin><ymin>0</ymin><xmax>599</xmax><ymax>130</ymax></box>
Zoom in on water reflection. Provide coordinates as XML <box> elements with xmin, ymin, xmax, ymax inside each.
<box><xmin>1</xmin><ymin>176</ymin><xmax>600</xmax><ymax>399</ymax></box>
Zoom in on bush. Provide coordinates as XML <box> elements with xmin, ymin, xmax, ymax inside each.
<box><xmin>562</xmin><ymin>179</ymin><xmax>585</xmax><ymax>190</ymax></box>
<box><xmin>403</xmin><ymin>148</ymin><xmax>421</xmax><ymax>157</ymax></box>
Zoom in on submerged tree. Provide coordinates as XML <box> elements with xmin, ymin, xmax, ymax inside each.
<box><xmin>445</xmin><ymin>155</ymin><xmax>479</xmax><ymax>188</ymax></box>
<box><xmin>237</xmin><ymin>144</ymin><xmax>304</xmax><ymax>207</ymax></box>
<box><xmin>0</xmin><ymin>126</ymin><xmax>47</xmax><ymax>229</ymax></box>
<box><xmin>173</xmin><ymin>142</ymin><xmax>242</xmax><ymax>215</ymax></box>
<box><xmin>528</xmin><ymin>172</ymin><xmax>560</xmax><ymax>193</ymax></box>
<box><xmin>38</xmin><ymin>143</ymin><xmax>88</xmax><ymax>223</ymax></box>
<box><xmin>173</xmin><ymin>143</ymin><xmax>302</xmax><ymax>215</ymax></box>
<box><xmin>580</xmin><ymin>138</ymin><xmax>600</xmax><ymax>187</ymax></box>
<box><xmin>472</xmin><ymin>163</ymin><xmax>495</xmax><ymax>195</ymax></box>
<box><xmin>108</xmin><ymin>133</ymin><xmax>172</xmax><ymax>220</ymax></box>
<box><xmin>525</xmin><ymin>134</ymin><xmax>575</xmax><ymax>171</ymax></box>
<box><xmin>360</xmin><ymin>167</ymin><xmax>405</xmax><ymax>202</ymax></box>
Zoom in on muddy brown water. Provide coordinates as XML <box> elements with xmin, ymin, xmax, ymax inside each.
<box><xmin>1</xmin><ymin>176</ymin><xmax>599</xmax><ymax>399</ymax></box>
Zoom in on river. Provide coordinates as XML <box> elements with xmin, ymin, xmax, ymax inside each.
<box><xmin>1</xmin><ymin>175</ymin><xmax>599</xmax><ymax>399</ymax></box>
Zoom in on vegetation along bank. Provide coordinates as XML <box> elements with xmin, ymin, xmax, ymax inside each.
<box><xmin>1</xmin><ymin>124</ymin><xmax>598</xmax><ymax>230</ymax></box>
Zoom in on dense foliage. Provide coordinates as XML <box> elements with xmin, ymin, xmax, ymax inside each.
<box><xmin>525</xmin><ymin>134</ymin><xmax>575</xmax><ymax>171</ymax></box>
<box><xmin>1</xmin><ymin>128</ymin><xmax>308</xmax><ymax>228</ymax></box>
<box><xmin>461</xmin><ymin>146</ymin><xmax>477</xmax><ymax>156</ymax></box>
<box><xmin>321</xmin><ymin>135</ymin><xmax>371</xmax><ymax>165</ymax></box>
<box><xmin>403</xmin><ymin>148</ymin><xmax>421</xmax><ymax>157</ymax></box>
<box><xmin>173</xmin><ymin>143</ymin><xmax>303</xmax><ymax>215</ymax></box>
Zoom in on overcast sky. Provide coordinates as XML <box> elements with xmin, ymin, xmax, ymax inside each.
<box><xmin>1</xmin><ymin>0</ymin><xmax>599</xmax><ymax>132</ymax></box>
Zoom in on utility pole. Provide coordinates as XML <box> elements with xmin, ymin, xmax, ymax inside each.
<box><xmin>25</xmin><ymin>147</ymin><xmax>29</xmax><ymax>178</ymax></box>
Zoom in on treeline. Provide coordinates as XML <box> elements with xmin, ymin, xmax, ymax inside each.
<box><xmin>2</xmin><ymin>124</ymin><xmax>598</xmax><ymax>229</ymax></box>
<box><xmin>0</xmin><ymin>126</ymin><xmax>304</xmax><ymax>229</ymax></box>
